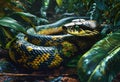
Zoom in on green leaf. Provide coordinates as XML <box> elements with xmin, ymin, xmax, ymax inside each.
<box><xmin>77</xmin><ymin>30</ymin><xmax>120</xmax><ymax>82</ymax></box>
<box><xmin>6</xmin><ymin>38</ymin><xmax>16</xmax><ymax>49</ymax></box>
<box><xmin>1</xmin><ymin>27</ymin><xmax>13</xmax><ymax>39</ymax></box>
<box><xmin>0</xmin><ymin>17</ymin><xmax>26</xmax><ymax>33</ymax></box>
<box><xmin>13</xmin><ymin>12</ymin><xmax>38</xmax><ymax>32</ymax></box>
<box><xmin>88</xmin><ymin>45</ymin><xmax>120</xmax><ymax>82</ymax></box>
<box><xmin>13</xmin><ymin>12</ymin><xmax>36</xmax><ymax>18</ymax></box>
<box><xmin>56</xmin><ymin>0</ymin><xmax>63</xmax><ymax>7</ymax></box>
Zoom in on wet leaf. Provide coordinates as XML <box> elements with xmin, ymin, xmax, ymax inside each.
<box><xmin>0</xmin><ymin>17</ymin><xmax>26</xmax><ymax>33</ymax></box>
<box><xmin>14</xmin><ymin>12</ymin><xmax>36</xmax><ymax>18</ymax></box>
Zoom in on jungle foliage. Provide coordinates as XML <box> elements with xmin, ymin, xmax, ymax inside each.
<box><xmin>0</xmin><ymin>0</ymin><xmax>120</xmax><ymax>82</ymax></box>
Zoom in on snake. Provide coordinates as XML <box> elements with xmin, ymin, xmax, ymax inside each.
<box><xmin>9</xmin><ymin>17</ymin><xmax>99</xmax><ymax>70</ymax></box>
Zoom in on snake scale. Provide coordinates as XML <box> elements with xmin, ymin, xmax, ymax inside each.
<box><xmin>9</xmin><ymin>17</ymin><xmax>99</xmax><ymax>70</ymax></box>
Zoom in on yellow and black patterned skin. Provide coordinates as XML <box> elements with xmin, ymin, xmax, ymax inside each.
<box><xmin>9</xmin><ymin>17</ymin><xmax>83</xmax><ymax>70</ymax></box>
<box><xmin>9</xmin><ymin>33</ymin><xmax>78</xmax><ymax>70</ymax></box>
<box><xmin>9</xmin><ymin>17</ymin><xmax>99</xmax><ymax>70</ymax></box>
<box><xmin>9</xmin><ymin>34</ymin><xmax>62</xmax><ymax>70</ymax></box>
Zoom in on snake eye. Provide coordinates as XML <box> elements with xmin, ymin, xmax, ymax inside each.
<box><xmin>74</xmin><ymin>25</ymin><xmax>79</xmax><ymax>30</ymax></box>
<box><xmin>62</xmin><ymin>22</ymin><xmax>75</xmax><ymax>32</ymax></box>
<box><xmin>62</xmin><ymin>19</ymin><xmax>98</xmax><ymax>36</ymax></box>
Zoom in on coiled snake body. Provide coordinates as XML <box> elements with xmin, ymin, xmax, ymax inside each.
<box><xmin>9</xmin><ymin>17</ymin><xmax>99</xmax><ymax>70</ymax></box>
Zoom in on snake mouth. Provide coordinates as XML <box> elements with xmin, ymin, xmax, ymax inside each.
<box><xmin>67</xmin><ymin>29</ymin><xmax>99</xmax><ymax>36</ymax></box>
<box><xmin>62</xmin><ymin>20</ymin><xmax>99</xmax><ymax>36</ymax></box>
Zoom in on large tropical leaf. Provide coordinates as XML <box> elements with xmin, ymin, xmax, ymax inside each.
<box><xmin>0</xmin><ymin>17</ymin><xmax>26</xmax><ymax>33</ymax></box>
<box><xmin>12</xmin><ymin>12</ymin><xmax>48</xmax><ymax>26</ymax></box>
<box><xmin>77</xmin><ymin>29</ymin><xmax>120</xmax><ymax>82</ymax></box>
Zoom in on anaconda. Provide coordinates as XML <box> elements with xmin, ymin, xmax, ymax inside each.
<box><xmin>9</xmin><ymin>17</ymin><xmax>99</xmax><ymax>70</ymax></box>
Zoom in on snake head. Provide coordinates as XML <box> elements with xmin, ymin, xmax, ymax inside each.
<box><xmin>62</xmin><ymin>19</ymin><xmax>99</xmax><ymax>36</ymax></box>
